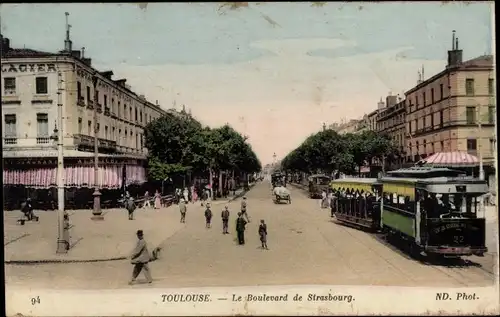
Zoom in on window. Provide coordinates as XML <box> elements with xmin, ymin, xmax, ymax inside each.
<box><xmin>4</xmin><ymin>114</ymin><xmax>17</xmax><ymax>137</ymax></box>
<box><xmin>488</xmin><ymin>105</ymin><xmax>495</xmax><ymax>124</ymax></box>
<box><xmin>36</xmin><ymin>113</ymin><xmax>49</xmax><ymax>136</ymax></box>
<box><xmin>87</xmin><ymin>86</ymin><xmax>91</xmax><ymax>102</ymax></box>
<box><xmin>430</xmin><ymin>88</ymin><xmax>434</xmax><ymax>103</ymax></box>
<box><xmin>489</xmin><ymin>79</ymin><xmax>494</xmax><ymax>95</ymax></box>
<box><xmin>119</xmin><ymin>129</ymin><xmax>122</xmax><ymax>144</ymax></box>
<box><xmin>104</xmin><ymin>95</ymin><xmax>108</xmax><ymax>107</ymax></box>
<box><xmin>78</xmin><ymin>117</ymin><xmax>82</xmax><ymax>134</ymax></box>
<box><xmin>466</xmin><ymin>106</ymin><xmax>476</xmax><ymax>124</ymax></box>
<box><xmin>95</xmin><ymin>90</ymin><xmax>100</xmax><ymax>104</ymax></box>
<box><xmin>4</xmin><ymin>77</ymin><xmax>16</xmax><ymax>95</ymax></box>
<box><xmin>430</xmin><ymin>113</ymin><xmax>434</xmax><ymax>128</ymax></box>
<box><xmin>467</xmin><ymin>139</ymin><xmax>477</xmax><ymax>151</ymax></box>
<box><xmin>416</xmin><ymin>141</ymin><xmax>419</xmax><ymax>153</ymax></box>
<box><xmin>125</xmin><ymin>129</ymin><xmax>128</xmax><ymax>141</ymax></box>
<box><xmin>112</xmin><ymin>127</ymin><xmax>116</xmax><ymax>141</ymax></box>
<box><xmin>465</xmin><ymin>78</ymin><xmax>475</xmax><ymax>96</ymax></box>
<box><xmin>88</xmin><ymin>121</ymin><xmax>92</xmax><ymax>135</ymax></box>
<box><xmin>415</xmin><ymin>95</ymin><xmax>419</xmax><ymax>108</ymax></box>
<box><xmin>35</xmin><ymin>77</ymin><xmax>48</xmax><ymax>94</ymax></box>
<box><xmin>124</xmin><ymin>104</ymin><xmax>127</xmax><ymax>119</ymax></box>
<box><xmin>140</xmin><ymin>111</ymin><xmax>143</xmax><ymax>123</ymax></box>
<box><xmin>111</xmin><ymin>98</ymin><xmax>115</xmax><ymax>113</ymax></box>
<box><xmin>77</xmin><ymin>82</ymin><xmax>82</xmax><ymax>99</ymax></box>
<box><xmin>440</xmin><ymin>141</ymin><xmax>444</xmax><ymax>151</ymax></box>
<box><xmin>423</xmin><ymin>139</ymin><xmax>427</xmax><ymax>152</ymax></box>
<box><xmin>423</xmin><ymin>92</ymin><xmax>426</xmax><ymax>106</ymax></box>
<box><xmin>439</xmin><ymin>84</ymin><xmax>444</xmax><ymax>100</ymax></box>
<box><xmin>439</xmin><ymin>110</ymin><xmax>444</xmax><ymax>127</ymax></box>
<box><xmin>490</xmin><ymin>139</ymin><xmax>496</xmax><ymax>153</ymax></box>
<box><xmin>118</xmin><ymin>101</ymin><xmax>121</xmax><ymax>116</ymax></box>
<box><xmin>431</xmin><ymin>142</ymin><xmax>435</xmax><ymax>153</ymax></box>
<box><xmin>140</xmin><ymin>133</ymin><xmax>143</xmax><ymax>148</ymax></box>
<box><xmin>129</xmin><ymin>106</ymin><xmax>132</xmax><ymax>120</ymax></box>
<box><xmin>105</xmin><ymin>125</ymin><xmax>108</xmax><ymax>139</ymax></box>
<box><xmin>134</xmin><ymin>108</ymin><xmax>138</xmax><ymax>121</ymax></box>
<box><xmin>96</xmin><ymin>123</ymin><xmax>100</xmax><ymax>133</ymax></box>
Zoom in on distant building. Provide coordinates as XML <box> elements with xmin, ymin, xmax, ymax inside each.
<box><xmin>404</xmin><ymin>31</ymin><xmax>495</xmax><ymax>168</ymax></box>
<box><xmin>376</xmin><ymin>94</ymin><xmax>406</xmax><ymax>163</ymax></box>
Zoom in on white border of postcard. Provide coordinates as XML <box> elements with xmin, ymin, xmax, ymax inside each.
<box><xmin>6</xmin><ymin>285</ymin><xmax>500</xmax><ymax>315</ymax></box>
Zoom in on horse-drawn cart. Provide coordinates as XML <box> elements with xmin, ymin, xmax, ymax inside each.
<box><xmin>273</xmin><ymin>186</ymin><xmax>291</xmax><ymax>204</ymax></box>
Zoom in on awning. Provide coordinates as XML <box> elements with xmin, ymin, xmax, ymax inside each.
<box><xmin>3</xmin><ymin>166</ymin><xmax>127</xmax><ymax>189</ymax></box>
<box><xmin>418</xmin><ymin>151</ymin><xmax>480</xmax><ymax>167</ymax></box>
<box><xmin>125</xmin><ymin>165</ymin><xmax>147</xmax><ymax>186</ymax></box>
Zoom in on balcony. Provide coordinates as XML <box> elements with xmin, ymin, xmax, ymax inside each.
<box><xmin>77</xmin><ymin>97</ymin><xmax>85</xmax><ymax>107</ymax></box>
<box><xmin>3</xmin><ymin>137</ymin><xmax>17</xmax><ymax>145</ymax></box>
<box><xmin>87</xmin><ymin>100</ymin><xmax>94</xmax><ymax>110</ymax></box>
<box><xmin>74</xmin><ymin>134</ymin><xmax>117</xmax><ymax>151</ymax></box>
<box><xmin>97</xmin><ymin>103</ymin><xmax>103</xmax><ymax>113</ymax></box>
<box><xmin>104</xmin><ymin>106</ymin><xmax>111</xmax><ymax>116</ymax></box>
<box><xmin>36</xmin><ymin>137</ymin><xmax>51</xmax><ymax>144</ymax></box>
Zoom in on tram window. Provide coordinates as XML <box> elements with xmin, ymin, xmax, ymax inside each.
<box><xmin>398</xmin><ymin>195</ymin><xmax>405</xmax><ymax>206</ymax></box>
<box><xmin>383</xmin><ymin>193</ymin><xmax>392</xmax><ymax>205</ymax></box>
<box><xmin>392</xmin><ymin>193</ymin><xmax>398</xmax><ymax>204</ymax></box>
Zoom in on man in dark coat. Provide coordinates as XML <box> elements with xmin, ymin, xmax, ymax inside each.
<box><xmin>129</xmin><ymin>230</ymin><xmax>152</xmax><ymax>285</ymax></box>
<box><xmin>236</xmin><ymin>212</ymin><xmax>247</xmax><ymax>245</ymax></box>
<box><xmin>204</xmin><ymin>203</ymin><xmax>213</xmax><ymax>228</ymax></box>
<box><xmin>221</xmin><ymin>205</ymin><xmax>230</xmax><ymax>234</ymax></box>
<box><xmin>259</xmin><ymin>219</ymin><xmax>268</xmax><ymax>250</ymax></box>
<box><xmin>126</xmin><ymin>197</ymin><xmax>136</xmax><ymax>220</ymax></box>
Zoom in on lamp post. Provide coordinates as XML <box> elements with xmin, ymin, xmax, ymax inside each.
<box><xmin>91</xmin><ymin>74</ymin><xmax>103</xmax><ymax>220</ymax></box>
<box><xmin>54</xmin><ymin>71</ymin><xmax>67</xmax><ymax>253</ymax></box>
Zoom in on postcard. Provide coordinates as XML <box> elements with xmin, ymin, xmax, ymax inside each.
<box><xmin>3</xmin><ymin>2</ymin><xmax>498</xmax><ymax>316</ymax></box>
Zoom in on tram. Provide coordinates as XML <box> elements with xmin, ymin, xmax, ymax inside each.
<box><xmin>331</xmin><ymin>167</ymin><xmax>489</xmax><ymax>258</ymax></box>
<box><xmin>308</xmin><ymin>174</ymin><xmax>331</xmax><ymax>199</ymax></box>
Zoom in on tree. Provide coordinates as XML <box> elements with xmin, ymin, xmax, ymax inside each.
<box><xmin>144</xmin><ymin>110</ymin><xmax>261</xmax><ymax>184</ymax></box>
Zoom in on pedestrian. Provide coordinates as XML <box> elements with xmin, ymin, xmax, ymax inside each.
<box><xmin>143</xmin><ymin>191</ymin><xmax>151</xmax><ymax>209</ymax></box>
<box><xmin>240</xmin><ymin>196</ymin><xmax>250</xmax><ymax>222</ymax></box>
<box><xmin>21</xmin><ymin>198</ymin><xmax>37</xmax><ymax>221</ymax></box>
<box><xmin>236</xmin><ymin>212</ymin><xmax>247</xmax><ymax>245</ymax></box>
<box><xmin>126</xmin><ymin>196</ymin><xmax>136</xmax><ymax>220</ymax></box>
<box><xmin>183</xmin><ymin>187</ymin><xmax>189</xmax><ymax>203</ymax></box>
<box><xmin>221</xmin><ymin>205</ymin><xmax>230</xmax><ymax>234</ymax></box>
<box><xmin>321</xmin><ymin>190</ymin><xmax>327</xmax><ymax>208</ymax></box>
<box><xmin>179</xmin><ymin>198</ymin><xmax>187</xmax><ymax>223</ymax></box>
<box><xmin>129</xmin><ymin>230</ymin><xmax>153</xmax><ymax>285</ymax></box>
<box><xmin>259</xmin><ymin>220</ymin><xmax>268</xmax><ymax>250</ymax></box>
<box><xmin>154</xmin><ymin>190</ymin><xmax>161</xmax><ymax>209</ymax></box>
<box><xmin>204</xmin><ymin>203</ymin><xmax>212</xmax><ymax>228</ymax></box>
<box><xmin>63</xmin><ymin>212</ymin><xmax>71</xmax><ymax>250</ymax></box>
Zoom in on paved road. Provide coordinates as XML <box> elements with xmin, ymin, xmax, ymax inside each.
<box><xmin>5</xmin><ymin>182</ymin><xmax>496</xmax><ymax>289</ymax></box>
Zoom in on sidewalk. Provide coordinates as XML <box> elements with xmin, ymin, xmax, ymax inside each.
<box><xmin>205</xmin><ymin>186</ymin><xmax>252</xmax><ymax>206</ymax></box>
<box><xmin>4</xmin><ymin>205</ymin><xmax>184</xmax><ymax>264</ymax></box>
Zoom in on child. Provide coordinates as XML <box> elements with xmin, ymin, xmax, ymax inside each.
<box><xmin>259</xmin><ymin>219</ymin><xmax>268</xmax><ymax>250</ymax></box>
<box><xmin>204</xmin><ymin>203</ymin><xmax>212</xmax><ymax>228</ymax></box>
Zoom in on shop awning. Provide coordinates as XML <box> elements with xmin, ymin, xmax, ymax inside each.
<box><xmin>418</xmin><ymin>151</ymin><xmax>479</xmax><ymax>167</ymax></box>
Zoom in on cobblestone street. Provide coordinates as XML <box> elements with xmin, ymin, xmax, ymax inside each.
<box><xmin>5</xmin><ymin>182</ymin><xmax>496</xmax><ymax>290</ymax></box>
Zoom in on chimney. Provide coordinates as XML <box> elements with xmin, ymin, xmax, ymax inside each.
<box><xmin>386</xmin><ymin>95</ymin><xmax>397</xmax><ymax>107</ymax></box>
<box><xmin>81</xmin><ymin>47</ymin><xmax>85</xmax><ymax>58</ymax></box>
<box><xmin>417</xmin><ymin>70</ymin><xmax>422</xmax><ymax>84</ymax></box>
<box><xmin>155</xmin><ymin>100</ymin><xmax>159</xmax><ymax>105</ymax></box>
<box><xmin>447</xmin><ymin>30</ymin><xmax>463</xmax><ymax>67</ymax></box>
<box><xmin>377</xmin><ymin>97</ymin><xmax>386</xmax><ymax>110</ymax></box>
<box><xmin>64</xmin><ymin>12</ymin><xmax>73</xmax><ymax>52</ymax></box>
<box><xmin>421</xmin><ymin>65</ymin><xmax>425</xmax><ymax>81</ymax></box>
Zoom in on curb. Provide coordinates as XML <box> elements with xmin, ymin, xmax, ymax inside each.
<box><xmin>5</xmin><ymin>256</ymin><xmax>127</xmax><ymax>265</ymax></box>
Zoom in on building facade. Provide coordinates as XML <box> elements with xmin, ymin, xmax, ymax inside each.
<box><xmin>376</xmin><ymin>95</ymin><xmax>406</xmax><ymax>159</ymax></box>
<box><xmin>1</xmin><ymin>34</ymin><xmax>166</xmax><ymax>207</ymax></box>
<box><xmin>404</xmin><ymin>33</ymin><xmax>495</xmax><ymax>166</ymax></box>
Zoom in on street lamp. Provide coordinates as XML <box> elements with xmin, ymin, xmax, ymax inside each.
<box><xmin>91</xmin><ymin>74</ymin><xmax>103</xmax><ymax>220</ymax></box>
<box><xmin>54</xmin><ymin>71</ymin><xmax>67</xmax><ymax>253</ymax></box>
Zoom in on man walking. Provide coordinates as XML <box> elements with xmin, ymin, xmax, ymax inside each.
<box><xmin>241</xmin><ymin>196</ymin><xmax>250</xmax><ymax>222</ymax></box>
<box><xmin>236</xmin><ymin>212</ymin><xmax>247</xmax><ymax>245</ymax></box>
<box><xmin>221</xmin><ymin>205</ymin><xmax>230</xmax><ymax>234</ymax></box>
<box><xmin>129</xmin><ymin>230</ymin><xmax>153</xmax><ymax>285</ymax></box>
<box><xmin>143</xmin><ymin>191</ymin><xmax>151</xmax><ymax>209</ymax></box>
<box><xmin>259</xmin><ymin>219</ymin><xmax>268</xmax><ymax>250</ymax></box>
<box><xmin>204</xmin><ymin>203</ymin><xmax>212</xmax><ymax>228</ymax></box>
<box><xmin>179</xmin><ymin>198</ymin><xmax>187</xmax><ymax>223</ymax></box>
<box><xmin>126</xmin><ymin>196</ymin><xmax>136</xmax><ymax>220</ymax></box>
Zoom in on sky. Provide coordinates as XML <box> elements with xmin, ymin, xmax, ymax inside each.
<box><xmin>0</xmin><ymin>2</ymin><xmax>494</xmax><ymax>165</ymax></box>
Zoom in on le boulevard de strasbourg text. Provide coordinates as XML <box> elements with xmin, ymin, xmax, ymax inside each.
<box><xmin>160</xmin><ymin>293</ymin><xmax>355</xmax><ymax>303</ymax></box>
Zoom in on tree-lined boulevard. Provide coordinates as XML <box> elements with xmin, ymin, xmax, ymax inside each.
<box><xmin>5</xmin><ymin>182</ymin><xmax>495</xmax><ymax>289</ymax></box>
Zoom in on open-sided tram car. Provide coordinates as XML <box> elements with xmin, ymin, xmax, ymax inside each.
<box><xmin>308</xmin><ymin>174</ymin><xmax>331</xmax><ymax>199</ymax></box>
<box><xmin>331</xmin><ymin>167</ymin><xmax>489</xmax><ymax>258</ymax></box>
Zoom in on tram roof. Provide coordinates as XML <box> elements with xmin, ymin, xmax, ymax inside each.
<box><xmin>380</xmin><ymin>176</ymin><xmax>485</xmax><ymax>185</ymax></box>
<box><xmin>331</xmin><ymin>178</ymin><xmax>379</xmax><ymax>184</ymax></box>
<box><xmin>386</xmin><ymin>167</ymin><xmax>465</xmax><ymax>178</ymax></box>
<box><xmin>309</xmin><ymin>174</ymin><xmax>331</xmax><ymax>179</ymax></box>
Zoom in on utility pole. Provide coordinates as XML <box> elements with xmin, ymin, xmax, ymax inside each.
<box><xmin>91</xmin><ymin>74</ymin><xmax>103</xmax><ymax>220</ymax></box>
<box><xmin>56</xmin><ymin>71</ymin><xmax>67</xmax><ymax>253</ymax></box>
<box><xmin>477</xmin><ymin>105</ymin><xmax>485</xmax><ymax>216</ymax></box>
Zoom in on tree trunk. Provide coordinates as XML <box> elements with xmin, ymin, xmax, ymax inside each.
<box><xmin>208</xmin><ymin>167</ymin><xmax>214</xmax><ymax>200</ymax></box>
<box><xmin>218</xmin><ymin>170</ymin><xmax>223</xmax><ymax>197</ymax></box>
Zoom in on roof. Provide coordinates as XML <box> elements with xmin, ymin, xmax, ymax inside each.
<box><xmin>332</xmin><ymin>178</ymin><xmax>379</xmax><ymax>184</ymax></box>
<box><xmin>2</xmin><ymin>48</ymin><xmax>60</xmax><ymax>58</ymax></box>
<box><xmin>461</xmin><ymin>55</ymin><xmax>493</xmax><ymax>67</ymax></box>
